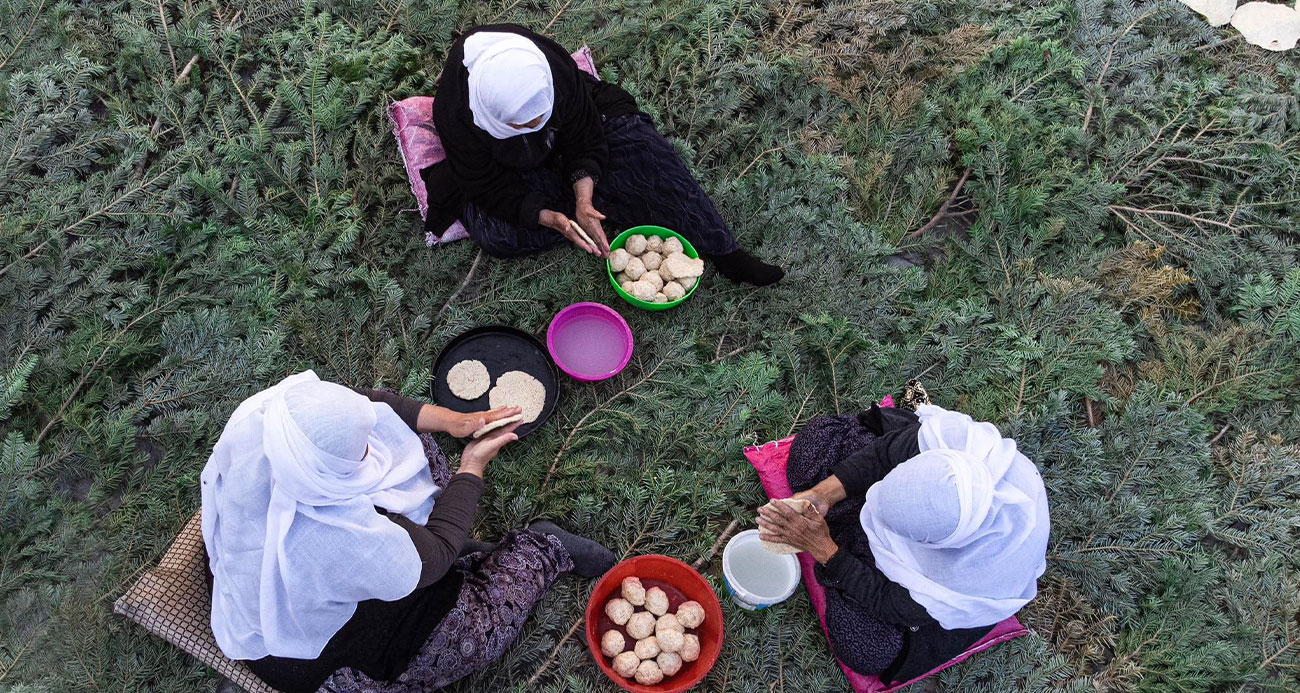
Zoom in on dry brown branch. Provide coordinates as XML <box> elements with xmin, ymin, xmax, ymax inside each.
<box><xmin>693</xmin><ymin>519</ymin><xmax>740</xmax><ymax>570</ymax></box>
<box><xmin>1209</xmin><ymin>424</ymin><xmax>1231</xmax><ymax>445</ymax></box>
<box><xmin>527</xmin><ymin>617</ymin><xmax>584</xmax><ymax>685</ymax></box>
<box><xmin>905</xmin><ymin>168</ymin><xmax>971</xmax><ymax>239</ymax></box>
<box><xmin>174</xmin><ymin>54</ymin><xmax>199</xmax><ymax>84</ymax></box>
<box><xmin>544</xmin><ymin>0</ymin><xmax>576</xmax><ymax>31</ymax></box>
<box><xmin>436</xmin><ymin>248</ymin><xmax>483</xmax><ymax>317</ymax></box>
<box><xmin>154</xmin><ymin>0</ymin><xmax>179</xmax><ymax>78</ymax></box>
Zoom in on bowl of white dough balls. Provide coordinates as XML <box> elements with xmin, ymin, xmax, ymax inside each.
<box><xmin>607</xmin><ymin>226</ymin><xmax>704</xmax><ymax>311</ymax></box>
<box><xmin>585</xmin><ymin>555</ymin><xmax>723</xmax><ymax>692</ymax></box>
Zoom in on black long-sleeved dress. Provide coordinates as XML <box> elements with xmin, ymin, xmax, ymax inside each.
<box><xmin>807</xmin><ymin>405</ymin><xmax>996</xmax><ymax>684</ymax></box>
<box><xmin>424</xmin><ymin>24</ymin><xmax>640</xmax><ymax>235</ymax></box>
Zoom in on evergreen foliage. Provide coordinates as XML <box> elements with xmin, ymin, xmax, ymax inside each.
<box><xmin>1</xmin><ymin>0</ymin><xmax>1297</xmax><ymax>690</ymax></box>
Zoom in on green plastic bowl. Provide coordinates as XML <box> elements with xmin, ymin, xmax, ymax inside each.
<box><xmin>606</xmin><ymin>225</ymin><xmax>701</xmax><ymax>311</ymax></box>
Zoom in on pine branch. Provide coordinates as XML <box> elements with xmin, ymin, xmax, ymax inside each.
<box><xmin>0</xmin><ymin>0</ymin><xmax>46</xmax><ymax>71</ymax></box>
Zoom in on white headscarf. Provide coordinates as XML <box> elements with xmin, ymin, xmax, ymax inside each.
<box><xmin>200</xmin><ymin>371</ymin><xmax>439</xmax><ymax>660</ymax></box>
<box><xmin>859</xmin><ymin>404</ymin><xmax>1049</xmax><ymax>630</ymax></box>
<box><xmin>462</xmin><ymin>31</ymin><xmax>555</xmax><ymax>139</ymax></box>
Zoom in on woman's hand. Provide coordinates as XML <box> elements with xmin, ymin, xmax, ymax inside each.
<box><xmin>757</xmin><ymin>499</ymin><xmax>839</xmax><ymax>564</ymax></box>
<box><xmin>791</xmin><ymin>475</ymin><xmax>848</xmax><ymax>517</ymax></box>
<box><xmin>456</xmin><ymin>422</ymin><xmax>522</xmax><ymax>478</ymax></box>
<box><xmin>572</xmin><ymin>176</ymin><xmax>610</xmax><ymax>257</ymax></box>
<box><xmin>574</xmin><ymin>201</ymin><xmax>610</xmax><ymax>257</ymax></box>
<box><xmin>420</xmin><ymin>404</ymin><xmax>522</xmax><ymax>438</ymax></box>
<box><xmin>539</xmin><ymin>209</ymin><xmax>601</xmax><ymax>257</ymax></box>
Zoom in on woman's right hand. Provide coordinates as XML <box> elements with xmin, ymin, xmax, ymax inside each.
<box><xmin>456</xmin><ymin>422</ymin><xmax>522</xmax><ymax>478</ymax></box>
<box><xmin>539</xmin><ymin>209</ymin><xmax>600</xmax><ymax>256</ymax></box>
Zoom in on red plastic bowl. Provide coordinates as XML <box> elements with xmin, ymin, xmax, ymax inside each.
<box><xmin>585</xmin><ymin>555</ymin><xmax>724</xmax><ymax>693</ymax></box>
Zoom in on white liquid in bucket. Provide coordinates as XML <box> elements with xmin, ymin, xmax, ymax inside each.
<box><xmin>727</xmin><ymin>541</ymin><xmax>798</xmax><ymax>599</ymax></box>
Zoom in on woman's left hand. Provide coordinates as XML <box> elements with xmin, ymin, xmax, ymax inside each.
<box><xmin>575</xmin><ymin>201</ymin><xmax>610</xmax><ymax>257</ymax></box>
<box><xmin>420</xmin><ymin>404</ymin><xmax>522</xmax><ymax>438</ymax></box>
<box><xmin>757</xmin><ymin>500</ymin><xmax>840</xmax><ymax>564</ymax></box>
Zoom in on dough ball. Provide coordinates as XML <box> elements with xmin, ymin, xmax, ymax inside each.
<box><xmin>624</xmin><ymin>256</ymin><xmax>646</xmax><ymax>281</ymax></box>
<box><xmin>653</xmin><ymin>292</ymin><xmax>668</xmax><ymax>303</ymax></box>
<box><xmin>663</xmin><ymin>236</ymin><xmax>685</xmax><ymax>255</ymax></box>
<box><xmin>676</xmin><ymin>276</ymin><xmax>697</xmax><ymax>292</ymax></box>
<box><xmin>487</xmin><ymin>370</ymin><xmax>547</xmax><ymax>423</ymax></box>
<box><xmin>445</xmin><ymin>360</ymin><xmax>490</xmax><ymax>400</ymax></box>
<box><xmin>663</xmin><ymin>282</ymin><xmax>685</xmax><ymax>302</ymax></box>
<box><xmin>656</xmin><ymin>613</ymin><xmax>683</xmax><ymax>634</ymax></box>
<box><xmin>634</xmin><ymin>636</ymin><xmax>660</xmax><ymax>660</ymax></box>
<box><xmin>658</xmin><ymin>259</ymin><xmax>676</xmax><ymax>281</ymax></box>
<box><xmin>630</xmin><ymin>280</ymin><xmax>657</xmax><ymax>301</ymax></box>
<box><xmin>620</xmin><ymin>280</ymin><xmax>634</xmax><ymax>293</ymax></box>
<box><xmin>645</xmin><ymin>235</ymin><xmax>664</xmax><ymax>252</ymax></box>
<box><xmin>642</xmin><ymin>271</ymin><xmax>664</xmax><ymax>292</ymax></box>
<box><xmin>680</xmin><ymin>633</ymin><xmax>701</xmax><ymax>662</ymax></box>
<box><xmin>657</xmin><ymin>627</ymin><xmax>684</xmax><ymax>653</ymax></box>
<box><xmin>609</xmin><ymin>248</ymin><xmax>632</xmax><ymax>272</ymax></box>
<box><xmin>621</xmin><ymin>577</ymin><xmax>646</xmax><ymax>605</ymax></box>
<box><xmin>625</xmin><ymin>234</ymin><xmax>648</xmax><ymax>255</ymax></box>
<box><xmin>612</xmin><ymin>651</ymin><xmax>640</xmax><ymax>678</ymax></box>
<box><xmin>601</xmin><ymin>629</ymin><xmax>626</xmax><ymax>657</ymax></box>
<box><xmin>657</xmin><ymin>651</ymin><xmax>683</xmax><ymax>677</ymax></box>
<box><xmin>663</xmin><ymin>252</ymin><xmax>704</xmax><ymax>279</ymax></box>
<box><xmin>676</xmin><ymin>600</ymin><xmax>706</xmax><ymax>629</ymax></box>
<box><xmin>645</xmin><ymin>587</ymin><xmax>669</xmax><ymax>616</ymax></box>
<box><xmin>626</xmin><ymin>611</ymin><xmax>656</xmax><ymax>640</ymax></box>
<box><xmin>641</xmin><ymin>251</ymin><xmax>663</xmax><ymax>271</ymax></box>
<box><xmin>605</xmin><ymin>598</ymin><xmax>634</xmax><ymax>625</ymax></box>
<box><xmin>635</xmin><ymin>660</ymin><xmax>664</xmax><ymax>685</ymax></box>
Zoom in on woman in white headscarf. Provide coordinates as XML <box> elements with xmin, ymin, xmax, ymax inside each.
<box><xmin>757</xmin><ymin>383</ymin><xmax>1049</xmax><ymax>684</ymax></box>
<box><xmin>202</xmin><ymin>371</ymin><xmax>616</xmax><ymax>693</ymax></box>
<box><xmin>425</xmin><ymin>24</ymin><xmax>784</xmax><ymax>285</ymax></box>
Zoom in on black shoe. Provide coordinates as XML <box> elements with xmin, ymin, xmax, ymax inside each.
<box><xmin>527</xmin><ymin>521</ymin><xmax>616</xmax><ymax>578</ymax></box>
<box><xmin>459</xmin><ymin>539</ymin><xmax>495</xmax><ymax>557</ymax></box>
<box><xmin>708</xmin><ymin>248</ymin><xmax>785</xmax><ymax>286</ymax></box>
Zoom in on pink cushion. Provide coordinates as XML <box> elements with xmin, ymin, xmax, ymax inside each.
<box><xmin>741</xmin><ymin>398</ymin><xmax>1027</xmax><ymax>692</ymax></box>
<box><xmin>388</xmin><ymin>46</ymin><xmax>599</xmax><ymax>246</ymax></box>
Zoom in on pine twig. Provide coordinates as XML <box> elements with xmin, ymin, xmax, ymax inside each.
<box><xmin>737</xmin><ymin>145</ymin><xmax>784</xmax><ymax>180</ymax></box>
<box><xmin>905</xmin><ymin>168</ymin><xmax>971</xmax><ymax>239</ymax></box>
<box><xmin>542</xmin><ymin>358</ymin><xmax>667</xmax><ymax>487</ymax></box>
<box><xmin>0</xmin><ymin>0</ymin><xmax>46</xmax><ymax>72</ymax></box>
<box><xmin>1085</xmin><ymin>398</ymin><xmax>1098</xmax><ymax>428</ymax></box>
<box><xmin>544</xmin><ymin>0</ymin><xmax>576</xmax><ymax>31</ymax></box>
<box><xmin>437</xmin><ymin>249</ymin><xmax>483</xmax><ymax>317</ymax></box>
<box><xmin>1209</xmin><ymin>424</ymin><xmax>1231</xmax><ymax>445</ymax></box>
<box><xmin>527</xmin><ymin>616</ymin><xmax>584</xmax><ymax>685</ymax></box>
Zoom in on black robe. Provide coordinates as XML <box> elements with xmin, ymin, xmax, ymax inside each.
<box><xmin>425</xmin><ymin>24</ymin><xmax>639</xmax><ymax>235</ymax></box>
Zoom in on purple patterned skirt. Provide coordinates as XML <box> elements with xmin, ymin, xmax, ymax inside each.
<box><xmin>318</xmin><ymin>434</ymin><xmax>573</xmax><ymax>693</ymax></box>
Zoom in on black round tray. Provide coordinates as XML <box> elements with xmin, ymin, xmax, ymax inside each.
<box><xmin>429</xmin><ymin>325</ymin><xmax>560</xmax><ymax>439</ymax></box>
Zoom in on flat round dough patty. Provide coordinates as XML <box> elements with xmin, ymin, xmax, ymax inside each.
<box><xmin>488</xmin><ymin>370</ymin><xmax>547</xmax><ymax>423</ymax></box>
<box><xmin>446</xmin><ymin>360</ymin><xmax>491</xmax><ymax>400</ymax></box>
<box><xmin>759</xmin><ymin>498</ymin><xmax>813</xmax><ymax>555</ymax></box>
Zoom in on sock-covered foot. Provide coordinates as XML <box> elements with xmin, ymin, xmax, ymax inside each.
<box><xmin>459</xmin><ymin>539</ymin><xmax>495</xmax><ymax>557</ymax></box>
<box><xmin>708</xmin><ymin>248</ymin><xmax>785</xmax><ymax>286</ymax></box>
<box><xmin>527</xmin><ymin>521</ymin><xmax>616</xmax><ymax>578</ymax></box>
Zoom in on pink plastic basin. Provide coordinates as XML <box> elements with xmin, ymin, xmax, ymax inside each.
<box><xmin>547</xmin><ymin>302</ymin><xmax>634</xmax><ymax>381</ymax></box>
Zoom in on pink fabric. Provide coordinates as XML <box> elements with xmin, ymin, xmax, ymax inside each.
<box><xmin>387</xmin><ymin>46</ymin><xmax>599</xmax><ymax>246</ymax></box>
<box><xmin>742</xmin><ymin>399</ymin><xmax>1027</xmax><ymax>692</ymax></box>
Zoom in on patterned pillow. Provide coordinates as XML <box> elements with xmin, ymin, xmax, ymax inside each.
<box><xmin>388</xmin><ymin>45</ymin><xmax>599</xmax><ymax>246</ymax></box>
<box><xmin>113</xmin><ymin>511</ymin><xmax>280</xmax><ymax>693</ymax></box>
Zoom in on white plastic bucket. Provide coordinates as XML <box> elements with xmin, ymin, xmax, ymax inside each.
<box><xmin>721</xmin><ymin>529</ymin><xmax>801</xmax><ymax>610</ymax></box>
